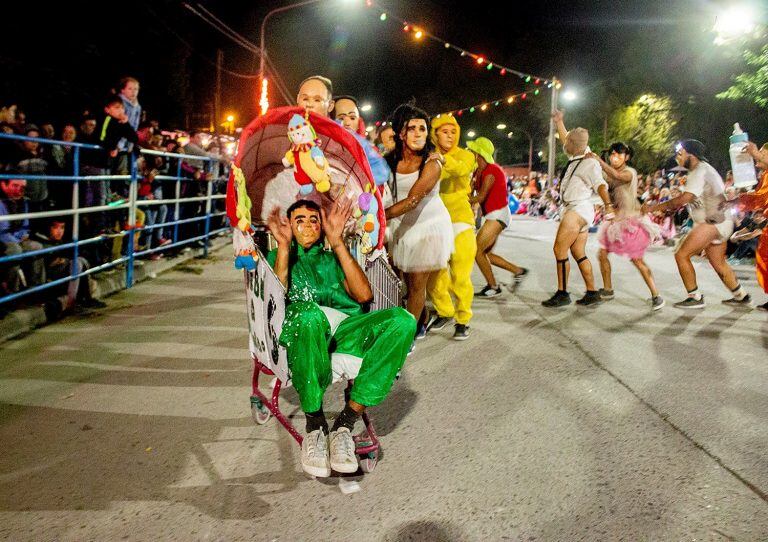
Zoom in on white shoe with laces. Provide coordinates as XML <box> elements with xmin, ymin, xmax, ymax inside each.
<box><xmin>329</xmin><ymin>427</ymin><xmax>358</xmax><ymax>473</ymax></box>
<box><xmin>301</xmin><ymin>429</ymin><xmax>330</xmax><ymax>478</ymax></box>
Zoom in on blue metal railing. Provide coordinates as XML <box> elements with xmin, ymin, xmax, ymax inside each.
<box><xmin>0</xmin><ymin>132</ymin><xmax>229</xmax><ymax>306</ymax></box>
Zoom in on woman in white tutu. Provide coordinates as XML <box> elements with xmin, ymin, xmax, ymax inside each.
<box><xmin>385</xmin><ymin>103</ymin><xmax>452</xmax><ymax>333</ymax></box>
<box><xmin>586</xmin><ymin>143</ymin><xmax>664</xmax><ymax>310</ymax></box>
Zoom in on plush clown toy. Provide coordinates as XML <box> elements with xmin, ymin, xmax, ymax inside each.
<box><xmin>282</xmin><ymin>113</ymin><xmax>331</xmax><ymax>195</ymax></box>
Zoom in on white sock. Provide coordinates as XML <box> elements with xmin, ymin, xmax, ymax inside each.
<box><xmin>687</xmin><ymin>289</ymin><xmax>702</xmax><ymax>300</ymax></box>
<box><xmin>731</xmin><ymin>285</ymin><xmax>746</xmax><ymax>300</ymax></box>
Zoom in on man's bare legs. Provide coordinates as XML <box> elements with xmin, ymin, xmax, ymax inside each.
<box><xmin>674</xmin><ymin>224</ymin><xmax>717</xmax><ymax>293</ymax></box>
<box><xmin>673</xmin><ymin>223</ymin><xmax>748</xmax><ymax>308</ymax></box>
<box><xmin>544</xmin><ymin>211</ymin><xmax>600</xmax><ymax>306</ymax></box>
<box><xmin>570</xmin><ymin>231</ymin><xmax>596</xmax><ymax>292</ymax></box>
<box><xmin>552</xmin><ymin>212</ymin><xmax>583</xmax><ymax>291</ymax></box>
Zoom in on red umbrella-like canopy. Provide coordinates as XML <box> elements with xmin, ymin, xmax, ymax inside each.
<box><xmin>226</xmin><ymin>106</ymin><xmax>385</xmax><ymax>249</ymax></box>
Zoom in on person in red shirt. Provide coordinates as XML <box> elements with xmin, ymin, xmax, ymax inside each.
<box><xmin>467</xmin><ymin>138</ymin><xmax>528</xmax><ymax>297</ymax></box>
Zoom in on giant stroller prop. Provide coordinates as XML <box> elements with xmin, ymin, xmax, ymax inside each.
<box><xmin>226</xmin><ymin>107</ymin><xmax>401</xmax><ymax>474</ymax></box>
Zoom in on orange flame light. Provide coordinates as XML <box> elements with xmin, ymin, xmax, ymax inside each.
<box><xmin>259</xmin><ymin>78</ymin><xmax>269</xmax><ymax>116</ymax></box>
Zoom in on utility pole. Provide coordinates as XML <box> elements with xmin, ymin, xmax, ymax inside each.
<box><xmin>214</xmin><ymin>49</ymin><xmax>223</xmax><ymax>134</ymax></box>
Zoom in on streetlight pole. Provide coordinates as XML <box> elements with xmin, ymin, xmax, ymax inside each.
<box><xmin>526</xmin><ymin>132</ymin><xmax>533</xmax><ymax>178</ymax></box>
<box><xmin>547</xmin><ymin>79</ymin><xmax>559</xmax><ymax>187</ymax></box>
<box><xmin>259</xmin><ymin>0</ymin><xmax>326</xmax><ymax>89</ymax></box>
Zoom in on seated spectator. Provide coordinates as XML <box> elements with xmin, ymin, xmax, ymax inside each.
<box><xmin>47</xmin><ymin>124</ymin><xmax>79</xmax><ymax>211</ymax></box>
<box><xmin>14</xmin><ymin>125</ymin><xmax>49</xmax><ymax>212</ymax></box>
<box><xmin>728</xmin><ymin>211</ymin><xmax>764</xmax><ymax>264</ymax></box>
<box><xmin>39</xmin><ymin>123</ymin><xmax>55</xmax><ymax>140</ymax></box>
<box><xmin>0</xmin><ymin>122</ymin><xmax>16</xmax><ymax>169</ymax></box>
<box><xmin>50</xmin><ymin>123</ymin><xmax>77</xmax><ymax>173</ymax></box>
<box><xmin>670</xmin><ymin>187</ymin><xmax>690</xmax><ymax>230</ymax></box>
<box><xmin>13</xmin><ymin>109</ymin><xmax>28</xmax><ymax>134</ymax></box>
<box><xmin>34</xmin><ymin>219</ymin><xmax>105</xmax><ymax>314</ymax></box>
<box><xmin>76</xmin><ymin>115</ymin><xmax>109</xmax><ymax>260</ymax></box>
<box><xmin>0</xmin><ymin>176</ymin><xmax>45</xmax><ymax>296</ymax></box>
<box><xmin>0</xmin><ymin>104</ymin><xmax>17</xmax><ymax>126</ymax></box>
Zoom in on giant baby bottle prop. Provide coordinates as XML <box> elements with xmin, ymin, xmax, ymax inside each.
<box><xmin>729</xmin><ymin>123</ymin><xmax>758</xmax><ymax>189</ymax></box>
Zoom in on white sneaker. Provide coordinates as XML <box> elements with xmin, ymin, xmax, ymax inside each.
<box><xmin>301</xmin><ymin>429</ymin><xmax>330</xmax><ymax>478</ymax></box>
<box><xmin>329</xmin><ymin>427</ymin><xmax>358</xmax><ymax>473</ymax></box>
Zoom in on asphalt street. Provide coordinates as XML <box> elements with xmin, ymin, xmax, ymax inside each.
<box><xmin>1</xmin><ymin>216</ymin><xmax>766</xmax><ymax>541</ymax></box>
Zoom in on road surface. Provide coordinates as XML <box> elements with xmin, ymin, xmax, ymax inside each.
<box><xmin>1</xmin><ymin>216</ymin><xmax>766</xmax><ymax>541</ymax></box>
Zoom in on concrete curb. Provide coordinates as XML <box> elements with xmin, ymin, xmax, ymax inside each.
<box><xmin>0</xmin><ymin>235</ymin><xmax>231</xmax><ymax>345</ymax></box>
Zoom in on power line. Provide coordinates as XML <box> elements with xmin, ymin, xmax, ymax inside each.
<box><xmin>194</xmin><ymin>3</ymin><xmax>294</xmax><ymax>104</ymax></box>
<box><xmin>182</xmin><ymin>3</ymin><xmax>295</xmax><ymax>104</ymax></box>
<box><xmin>143</xmin><ymin>2</ymin><xmax>262</xmax><ymax>79</ymax></box>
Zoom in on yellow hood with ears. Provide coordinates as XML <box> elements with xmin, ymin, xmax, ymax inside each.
<box><xmin>430</xmin><ymin>115</ymin><xmax>476</xmax><ymax>225</ymax></box>
<box><xmin>430</xmin><ymin>114</ymin><xmax>462</xmax><ymax>150</ymax></box>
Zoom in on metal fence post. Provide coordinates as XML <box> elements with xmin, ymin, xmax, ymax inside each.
<box><xmin>126</xmin><ymin>154</ymin><xmax>137</xmax><ymax>288</ymax></box>
<box><xmin>174</xmin><ymin>159</ymin><xmax>182</xmax><ymax>244</ymax></box>
<box><xmin>203</xmin><ymin>162</ymin><xmax>213</xmax><ymax>258</ymax></box>
<box><xmin>71</xmin><ymin>148</ymin><xmax>80</xmax><ymax>292</ymax></box>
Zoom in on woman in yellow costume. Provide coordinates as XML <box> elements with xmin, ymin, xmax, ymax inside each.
<box><xmin>739</xmin><ymin>141</ymin><xmax>768</xmax><ymax>311</ymax></box>
<box><xmin>426</xmin><ymin>115</ymin><xmax>477</xmax><ymax>340</ymax></box>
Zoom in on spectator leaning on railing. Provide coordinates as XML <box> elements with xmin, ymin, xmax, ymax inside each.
<box><xmin>179</xmin><ymin>131</ymin><xmax>224</xmax><ymax>242</ymax></box>
<box><xmin>80</xmin><ymin>95</ymin><xmax>143</xmax><ymax>265</ymax></box>
<box><xmin>0</xmin><ymin>174</ymin><xmax>45</xmax><ymax>295</ymax></box>
<box><xmin>114</xmin><ymin>77</ymin><xmax>142</xmax><ymax>178</ymax></box>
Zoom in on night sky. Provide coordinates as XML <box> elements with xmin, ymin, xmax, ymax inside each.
<box><xmin>2</xmin><ymin>0</ymin><xmax>764</xmax><ymax>167</ymax></box>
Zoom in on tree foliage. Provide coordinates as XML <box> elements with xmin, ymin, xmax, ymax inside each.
<box><xmin>717</xmin><ymin>45</ymin><xmax>768</xmax><ymax>109</ymax></box>
<box><xmin>608</xmin><ymin>94</ymin><xmax>678</xmax><ymax>172</ymax></box>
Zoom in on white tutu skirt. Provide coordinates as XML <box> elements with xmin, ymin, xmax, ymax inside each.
<box><xmin>390</xmin><ymin>209</ymin><xmax>453</xmax><ymax>273</ymax></box>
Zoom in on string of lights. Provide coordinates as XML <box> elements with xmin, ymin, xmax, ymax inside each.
<box><xmin>364</xmin><ymin>0</ymin><xmax>559</xmax><ymax>86</ymax></box>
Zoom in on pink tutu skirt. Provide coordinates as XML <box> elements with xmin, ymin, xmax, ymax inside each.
<box><xmin>597</xmin><ymin>216</ymin><xmax>659</xmax><ymax>260</ymax></box>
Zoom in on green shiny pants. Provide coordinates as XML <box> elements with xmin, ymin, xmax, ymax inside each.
<box><xmin>279</xmin><ymin>302</ymin><xmax>416</xmax><ymax>413</ymax></box>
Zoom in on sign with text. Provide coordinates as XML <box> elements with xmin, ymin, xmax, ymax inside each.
<box><xmin>245</xmin><ymin>253</ymin><xmax>290</xmax><ymax>384</ymax></box>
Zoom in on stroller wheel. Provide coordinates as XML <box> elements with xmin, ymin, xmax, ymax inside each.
<box><xmin>250</xmin><ymin>397</ymin><xmax>271</xmax><ymax>425</ymax></box>
<box><xmin>359</xmin><ymin>448</ymin><xmax>379</xmax><ymax>473</ymax></box>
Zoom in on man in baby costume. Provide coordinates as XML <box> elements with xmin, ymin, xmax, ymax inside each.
<box><xmin>266</xmin><ymin>198</ymin><xmax>415</xmax><ymax>478</ymax></box>
<box><xmin>425</xmin><ymin>114</ymin><xmax>477</xmax><ymax>340</ymax></box>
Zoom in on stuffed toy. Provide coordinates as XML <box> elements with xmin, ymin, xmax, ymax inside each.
<box><xmin>231</xmin><ymin>164</ymin><xmax>257</xmax><ymax>270</ymax></box>
<box><xmin>357</xmin><ymin>183</ymin><xmax>380</xmax><ymax>254</ymax></box>
<box><xmin>282</xmin><ymin>113</ymin><xmax>331</xmax><ymax>195</ymax></box>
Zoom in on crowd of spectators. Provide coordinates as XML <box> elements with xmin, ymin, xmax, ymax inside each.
<box><xmin>0</xmin><ymin>77</ymin><xmax>230</xmax><ymax>318</ymax></box>
<box><xmin>510</xmin><ymin>166</ymin><xmax>760</xmax><ymax>265</ymax></box>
